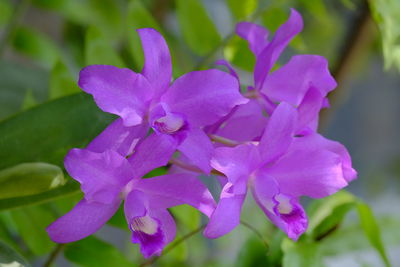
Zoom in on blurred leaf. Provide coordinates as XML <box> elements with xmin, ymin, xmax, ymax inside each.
<box><xmin>126</xmin><ymin>0</ymin><xmax>161</xmax><ymax>69</ymax></box>
<box><xmin>226</xmin><ymin>0</ymin><xmax>257</xmax><ymax>20</ymax></box>
<box><xmin>224</xmin><ymin>36</ymin><xmax>255</xmax><ymax>71</ymax></box>
<box><xmin>0</xmin><ymin>0</ymin><xmax>12</xmax><ymax>26</ymax></box>
<box><xmin>0</xmin><ymin>60</ymin><xmax>48</xmax><ymax>120</ymax></box>
<box><xmin>0</xmin><ymin>162</ymin><xmax>65</xmax><ymax>199</ymax></box>
<box><xmin>282</xmin><ymin>239</ymin><xmax>323</xmax><ymax>267</ymax></box>
<box><xmin>261</xmin><ymin>6</ymin><xmax>289</xmax><ymax>33</ymax></box>
<box><xmin>108</xmin><ymin>206</ymin><xmax>127</xmax><ymax>230</ymax></box>
<box><xmin>0</xmin><ymin>93</ymin><xmax>114</xmax><ymax>171</ymax></box>
<box><xmin>176</xmin><ymin>0</ymin><xmax>221</xmax><ymax>55</ymax></box>
<box><xmin>0</xmin><ymin>240</ymin><xmax>30</xmax><ymax>267</ymax></box>
<box><xmin>85</xmin><ymin>26</ymin><xmax>125</xmax><ymax>67</ymax></box>
<box><xmin>21</xmin><ymin>89</ymin><xmax>37</xmax><ymax>110</ymax></box>
<box><xmin>235</xmin><ymin>236</ymin><xmax>269</xmax><ymax>267</ymax></box>
<box><xmin>11</xmin><ymin>205</ymin><xmax>56</xmax><ymax>255</ymax></box>
<box><xmin>12</xmin><ymin>27</ymin><xmax>59</xmax><ymax>67</ymax></box>
<box><xmin>64</xmin><ymin>236</ymin><xmax>133</xmax><ymax>267</ymax></box>
<box><xmin>49</xmin><ymin>60</ymin><xmax>80</xmax><ymax>99</ymax></box>
<box><xmin>370</xmin><ymin>0</ymin><xmax>400</xmax><ymax>72</ymax></box>
<box><xmin>357</xmin><ymin>202</ymin><xmax>391</xmax><ymax>267</ymax></box>
<box><xmin>298</xmin><ymin>0</ymin><xmax>328</xmax><ymax>19</ymax></box>
<box><xmin>171</xmin><ymin>205</ymin><xmax>200</xmax><ymax>231</ymax></box>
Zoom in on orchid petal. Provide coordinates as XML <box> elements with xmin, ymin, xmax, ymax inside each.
<box><xmin>214</xmin><ymin>59</ymin><xmax>240</xmax><ymax>82</ymax></box>
<box><xmin>65</xmin><ymin>149</ymin><xmax>133</xmax><ymax>204</ymax></box>
<box><xmin>162</xmin><ymin>69</ymin><xmax>248</xmax><ymax>127</ymax></box>
<box><xmin>259</xmin><ymin>102</ymin><xmax>297</xmax><ymax>164</ymax></box>
<box><xmin>178</xmin><ymin>129</ymin><xmax>213</xmax><ymax>173</ymax></box>
<box><xmin>78</xmin><ymin>65</ymin><xmax>152</xmax><ymax>126</ymax></box>
<box><xmin>254</xmin><ymin>9</ymin><xmax>303</xmax><ymax>89</ymax></box>
<box><xmin>47</xmin><ymin>199</ymin><xmax>120</xmax><ymax>243</ymax></box>
<box><xmin>137</xmin><ymin>28</ymin><xmax>172</xmax><ymax>96</ymax></box>
<box><xmin>236</xmin><ymin>22</ymin><xmax>269</xmax><ymax>56</ymax></box>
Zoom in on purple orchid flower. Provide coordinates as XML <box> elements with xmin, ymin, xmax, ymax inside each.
<box><xmin>78</xmin><ymin>28</ymin><xmax>247</xmax><ymax>173</ymax></box>
<box><xmin>204</xmin><ymin>102</ymin><xmax>357</xmax><ymax>240</ymax></box>
<box><xmin>47</xmin><ymin>134</ymin><xmax>216</xmax><ymax>258</ymax></box>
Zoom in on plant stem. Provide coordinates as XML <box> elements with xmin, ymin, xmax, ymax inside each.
<box><xmin>240</xmin><ymin>220</ymin><xmax>269</xmax><ymax>250</ymax></box>
<box><xmin>139</xmin><ymin>225</ymin><xmax>206</xmax><ymax>267</ymax></box>
<box><xmin>209</xmin><ymin>134</ymin><xmax>239</xmax><ymax>147</ymax></box>
<box><xmin>43</xmin><ymin>244</ymin><xmax>65</xmax><ymax>267</ymax></box>
<box><xmin>0</xmin><ymin>0</ymin><xmax>31</xmax><ymax>58</ymax></box>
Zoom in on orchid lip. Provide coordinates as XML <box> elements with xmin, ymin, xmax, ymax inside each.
<box><xmin>131</xmin><ymin>214</ymin><xmax>159</xmax><ymax>235</ymax></box>
<box><xmin>153</xmin><ymin>112</ymin><xmax>185</xmax><ymax>134</ymax></box>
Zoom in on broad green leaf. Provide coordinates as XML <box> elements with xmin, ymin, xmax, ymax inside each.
<box><xmin>49</xmin><ymin>60</ymin><xmax>80</xmax><ymax>99</ymax></box>
<box><xmin>0</xmin><ymin>240</ymin><xmax>30</xmax><ymax>267</ymax></box>
<box><xmin>126</xmin><ymin>0</ymin><xmax>162</xmax><ymax>69</ymax></box>
<box><xmin>226</xmin><ymin>0</ymin><xmax>257</xmax><ymax>20</ymax></box>
<box><xmin>0</xmin><ymin>162</ymin><xmax>65</xmax><ymax>199</ymax></box>
<box><xmin>21</xmin><ymin>89</ymin><xmax>37</xmax><ymax>110</ymax></box>
<box><xmin>10</xmin><ymin>205</ymin><xmax>56</xmax><ymax>255</ymax></box>
<box><xmin>282</xmin><ymin>239</ymin><xmax>323</xmax><ymax>267</ymax></box>
<box><xmin>85</xmin><ymin>26</ymin><xmax>125</xmax><ymax>67</ymax></box>
<box><xmin>176</xmin><ymin>0</ymin><xmax>221</xmax><ymax>55</ymax></box>
<box><xmin>357</xmin><ymin>202</ymin><xmax>391</xmax><ymax>267</ymax></box>
<box><xmin>0</xmin><ymin>93</ymin><xmax>114</xmax><ymax>171</ymax></box>
<box><xmin>0</xmin><ymin>60</ymin><xmax>48</xmax><ymax>120</ymax></box>
<box><xmin>12</xmin><ymin>27</ymin><xmax>59</xmax><ymax>67</ymax></box>
<box><xmin>370</xmin><ymin>0</ymin><xmax>400</xmax><ymax>72</ymax></box>
<box><xmin>64</xmin><ymin>236</ymin><xmax>133</xmax><ymax>267</ymax></box>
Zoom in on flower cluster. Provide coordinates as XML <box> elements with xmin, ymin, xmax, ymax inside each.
<box><xmin>47</xmin><ymin>9</ymin><xmax>356</xmax><ymax>258</ymax></box>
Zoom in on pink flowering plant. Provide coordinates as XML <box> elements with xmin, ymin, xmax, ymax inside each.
<box><xmin>46</xmin><ymin>9</ymin><xmax>358</xmax><ymax>259</ymax></box>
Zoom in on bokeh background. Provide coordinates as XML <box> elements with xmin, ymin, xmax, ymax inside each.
<box><xmin>0</xmin><ymin>0</ymin><xmax>399</xmax><ymax>266</ymax></box>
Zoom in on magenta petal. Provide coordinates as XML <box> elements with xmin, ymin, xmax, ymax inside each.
<box><xmin>136</xmin><ymin>173</ymin><xmax>216</xmax><ymax>217</ymax></box>
<box><xmin>87</xmin><ymin>118</ymin><xmax>149</xmax><ymax>156</ymax></box>
<box><xmin>78</xmin><ymin>65</ymin><xmax>153</xmax><ymax>126</ymax></box>
<box><xmin>47</xmin><ymin>199</ymin><xmax>120</xmax><ymax>243</ymax></box>
<box><xmin>204</xmin><ymin>181</ymin><xmax>247</xmax><ymax>238</ymax></box>
<box><xmin>214</xmin><ymin>59</ymin><xmax>240</xmax><ymax>82</ymax></box>
<box><xmin>128</xmin><ymin>133</ymin><xmax>177</xmax><ymax>178</ymax></box>
<box><xmin>178</xmin><ymin>129</ymin><xmax>213</xmax><ymax>174</ymax></box>
<box><xmin>266</xmin><ymin>147</ymin><xmax>348</xmax><ymax>198</ymax></box>
<box><xmin>254</xmin><ymin>9</ymin><xmax>303</xmax><ymax>90</ymax></box>
<box><xmin>236</xmin><ymin>22</ymin><xmax>269</xmax><ymax>56</ymax></box>
<box><xmin>259</xmin><ymin>102</ymin><xmax>297</xmax><ymax>164</ymax></box>
<box><xmin>137</xmin><ymin>28</ymin><xmax>172</xmax><ymax>96</ymax></box>
<box><xmin>295</xmin><ymin>87</ymin><xmax>324</xmax><ymax>133</ymax></box>
<box><xmin>261</xmin><ymin>55</ymin><xmax>336</xmax><ymax>106</ymax></box>
<box><xmin>211</xmin><ymin>144</ymin><xmax>261</xmax><ymax>183</ymax></box>
<box><xmin>64</xmin><ymin>149</ymin><xmax>133</xmax><ymax>203</ymax></box>
<box><xmin>162</xmin><ymin>69</ymin><xmax>248</xmax><ymax>127</ymax></box>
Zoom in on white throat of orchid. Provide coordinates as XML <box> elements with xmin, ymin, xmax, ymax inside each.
<box><xmin>275</xmin><ymin>194</ymin><xmax>293</xmax><ymax>215</ymax></box>
<box><xmin>153</xmin><ymin>112</ymin><xmax>184</xmax><ymax>134</ymax></box>
<box><xmin>131</xmin><ymin>215</ymin><xmax>158</xmax><ymax>235</ymax></box>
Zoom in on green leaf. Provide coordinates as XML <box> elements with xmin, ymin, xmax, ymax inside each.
<box><xmin>85</xmin><ymin>26</ymin><xmax>125</xmax><ymax>67</ymax></box>
<box><xmin>64</xmin><ymin>236</ymin><xmax>134</xmax><ymax>267</ymax></box>
<box><xmin>21</xmin><ymin>89</ymin><xmax>37</xmax><ymax>110</ymax></box>
<box><xmin>176</xmin><ymin>0</ymin><xmax>221</xmax><ymax>55</ymax></box>
<box><xmin>282</xmin><ymin>239</ymin><xmax>323</xmax><ymax>267</ymax></box>
<box><xmin>226</xmin><ymin>0</ymin><xmax>257</xmax><ymax>20</ymax></box>
<box><xmin>12</xmin><ymin>26</ymin><xmax>59</xmax><ymax>67</ymax></box>
<box><xmin>0</xmin><ymin>93</ymin><xmax>114</xmax><ymax>171</ymax></box>
<box><xmin>170</xmin><ymin>205</ymin><xmax>200</xmax><ymax>231</ymax></box>
<box><xmin>370</xmin><ymin>0</ymin><xmax>400</xmax><ymax>72</ymax></box>
<box><xmin>0</xmin><ymin>0</ymin><xmax>12</xmax><ymax>26</ymax></box>
<box><xmin>0</xmin><ymin>240</ymin><xmax>30</xmax><ymax>267</ymax></box>
<box><xmin>357</xmin><ymin>202</ymin><xmax>391</xmax><ymax>267</ymax></box>
<box><xmin>126</xmin><ymin>0</ymin><xmax>162</xmax><ymax>69</ymax></box>
<box><xmin>10</xmin><ymin>204</ymin><xmax>57</xmax><ymax>255</ymax></box>
<box><xmin>49</xmin><ymin>60</ymin><xmax>80</xmax><ymax>99</ymax></box>
<box><xmin>0</xmin><ymin>162</ymin><xmax>65</xmax><ymax>199</ymax></box>
<box><xmin>235</xmin><ymin>236</ymin><xmax>269</xmax><ymax>267</ymax></box>
<box><xmin>224</xmin><ymin>36</ymin><xmax>255</xmax><ymax>71</ymax></box>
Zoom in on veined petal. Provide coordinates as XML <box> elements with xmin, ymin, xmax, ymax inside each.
<box><xmin>254</xmin><ymin>9</ymin><xmax>303</xmax><ymax>90</ymax></box>
<box><xmin>204</xmin><ymin>180</ymin><xmax>247</xmax><ymax>238</ymax></box>
<box><xmin>178</xmin><ymin>129</ymin><xmax>213</xmax><ymax>174</ymax></box>
<box><xmin>162</xmin><ymin>69</ymin><xmax>248</xmax><ymax>127</ymax></box>
<box><xmin>87</xmin><ymin>118</ymin><xmax>149</xmax><ymax>156</ymax></box>
<box><xmin>78</xmin><ymin>65</ymin><xmax>153</xmax><ymax>126</ymax></box>
<box><xmin>137</xmin><ymin>28</ymin><xmax>172</xmax><ymax>97</ymax></box>
<box><xmin>65</xmin><ymin>149</ymin><xmax>133</xmax><ymax>204</ymax></box>
<box><xmin>136</xmin><ymin>173</ymin><xmax>216</xmax><ymax>217</ymax></box>
<box><xmin>261</xmin><ymin>55</ymin><xmax>336</xmax><ymax>106</ymax></box>
<box><xmin>47</xmin><ymin>198</ymin><xmax>120</xmax><ymax>243</ymax></box>
<box><xmin>128</xmin><ymin>133</ymin><xmax>177</xmax><ymax>178</ymax></box>
<box><xmin>259</xmin><ymin>102</ymin><xmax>297</xmax><ymax>164</ymax></box>
<box><xmin>124</xmin><ymin>190</ymin><xmax>176</xmax><ymax>258</ymax></box>
<box><xmin>236</xmin><ymin>22</ymin><xmax>269</xmax><ymax>56</ymax></box>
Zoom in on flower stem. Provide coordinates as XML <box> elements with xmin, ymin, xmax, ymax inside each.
<box><xmin>208</xmin><ymin>134</ymin><xmax>239</xmax><ymax>147</ymax></box>
<box><xmin>139</xmin><ymin>225</ymin><xmax>206</xmax><ymax>267</ymax></box>
<box><xmin>240</xmin><ymin>220</ymin><xmax>269</xmax><ymax>250</ymax></box>
<box><xmin>42</xmin><ymin>244</ymin><xmax>65</xmax><ymax>267</ymax></box>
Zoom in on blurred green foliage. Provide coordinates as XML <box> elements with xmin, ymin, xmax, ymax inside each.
<box><xmin>0</xmin><ymin>0</ymin><xmax>397</xmax><ymax>266</ymax></box>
